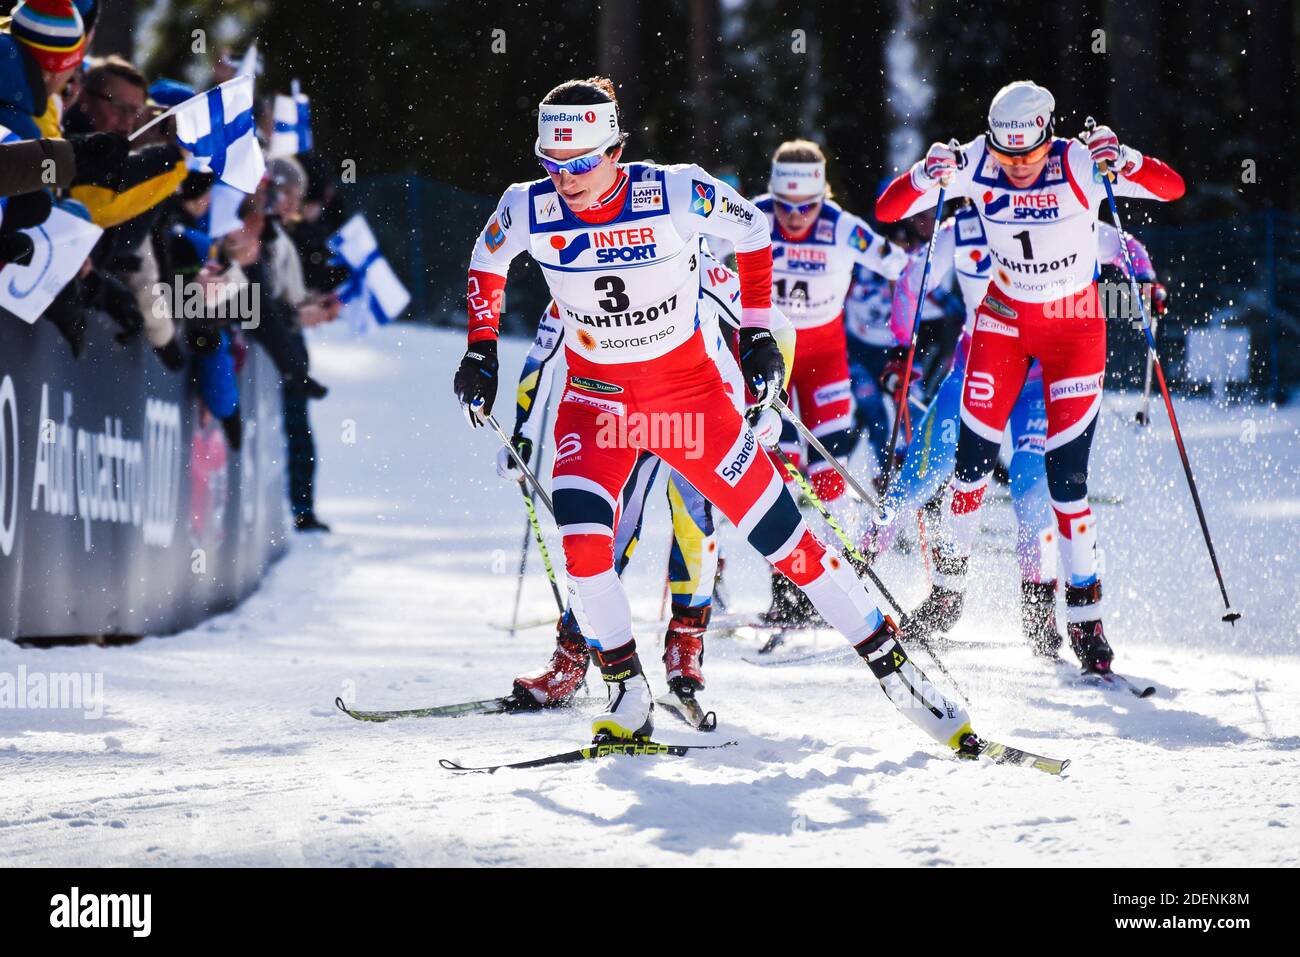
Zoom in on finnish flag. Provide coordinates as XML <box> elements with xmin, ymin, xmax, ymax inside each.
<box><xmin>172</xmin><ymin>75</ymin><xmax>266</xmax><ymax>194</ymax></box>
<box><xmin>269</xmin><ymin>80</ymin><xmax>312</xmax><ymax>159</ymax></box>
<box><xmin>329</xmin><ymin>214</ymin><xmax>410</xmax><ymax>331</ymax></box>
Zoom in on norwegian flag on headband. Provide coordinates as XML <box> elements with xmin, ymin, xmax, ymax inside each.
<box><xmin>554</xmin><ymin>128</ymin><xmax>572</xmax><ymax>142</ymax></box>
<box><xmin>1006</xmin><ymin>133</ymin><xmax>1025</xmax><ymax>147</ymax></box>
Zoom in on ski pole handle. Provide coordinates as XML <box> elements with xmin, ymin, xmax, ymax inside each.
<box><xmin>1081</xmin><ymin>116</ymin><xmax>1116</xmax><ymax>182</ymax></box>
<box><xmin>937</xmin><ymin>138</ymin><xmax>961</xmax><ymax>187</ymax></box>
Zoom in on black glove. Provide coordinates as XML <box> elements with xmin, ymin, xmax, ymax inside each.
<box><xmin>67</xmin><ymin>132</ymin><xmax>130</xmax><ymax>183</ymax></box>
<box><xmin>155</xmin><ymin>336</ymin><xmax>186</xmax><ymax>372</ymax></box>
<box><xmin>81</xmin><ymin>269</ymin><xmax>145</xmax><ymax>341</ymax></box>
<box><xmin>0</xmin><ymin>231</ymin><xmax>35</xmax><ymax>267</ymax></box>
<box><xmin>1150</xmin><ymin>282</ymin><xmax>1169</xmax><ymax>317</ymax></box>
<box><xmin>453</xmin><ymin>340</ymin><xmax>499</xmax><ymax>427</ymax></box>
<box><xmin>43</xmin><ymin>282</ymin><xmax>88</xmax><ymax>358</ymax></box>
<box><xmin>495</xmin><ymin>434</ymin><xmax>533</xmax><ymax>481</ymax></box>
<box><xmin>1</xmin><ymin>189</ymin><xmax>52</xmax><ymax>230</ymax></box>
<box><xmin>738</xmin><ymin>328</ymin><xmax>784</xmax><ymax>411</ymax></box>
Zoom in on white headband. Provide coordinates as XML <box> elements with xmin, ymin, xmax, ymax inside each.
<box><xmin>537</xmin><ymin>101</ymin><xmax>619</xmax><ymax>152</ymax></box>
<box><xmin>770</xmin><ymin>160</ymin><xmax>826</xmax><ymax>200</ymax></box>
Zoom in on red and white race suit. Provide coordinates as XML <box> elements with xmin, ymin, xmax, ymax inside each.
<box><xmin>466</xmin><ymin>161</ymin><xmax>970</xmax><ymax>747</ymax></box>
<box><xmin>877</xmin><ymin>135</ymin><xmax>1183</xmax><ymax>607</ymax></box>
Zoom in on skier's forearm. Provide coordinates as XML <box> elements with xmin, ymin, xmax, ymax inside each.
<box><xmin>467</xmin><ymin>269</ymin><xmax>507</xmax><ymax>344</ymax></box>
<box><xmin>1121</xmin><ymin>154</ymin><xmax>1185</xmax><ymax>201</ymax></box>
<box><xmin>735</xmin><ymin>245</ymin><xmax>773</xmax><ymax>328</ymax></box>
<box><xmin>876</xmin><ymin>171</ymin><xmax>930</xmax><ymax>223</ymax></box>
<box><xmin>0</xmin><ymin>138</ymin><xmax>74</xmax><ymax>196</ymax></box>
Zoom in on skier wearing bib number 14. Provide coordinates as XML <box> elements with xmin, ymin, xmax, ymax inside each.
<box><xmin>875</xmin><ymin>81</ymin><xmax>1184</xmax><ymax>675</ymax></box>
<box><xmin>754</xmin><ymin>141</ymin><xmax>909</xmax><ymax>625</ymax></box>
<box><xmin>453</xmin><ymin>75</ymin><xmax>982</xmax><ymax>755</ymax></box>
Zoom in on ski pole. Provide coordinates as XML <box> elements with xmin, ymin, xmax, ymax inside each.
<box><xmin>507</xmin><ymin>502</ymin><xmax>533</xmax><ymax>638</ymax></box>
<box><xmin>520</xmin><ymin>483</ymin><xmax>566</xmax><ymax>615</ymax></box>
<box><xmin>770</xmin><ymin>445</ymin><xmax>902</xmax><ymax>615</ymax></box>
<box><xmin>1083</xmin><ymin>117</ymin><xmax>1239</xmax><ymax>623</ymax></box>
<box><xmin>770</xmin><ymin>394</ymin><xmax>878</xmax><ymax>510</ymax></box>
<box><xmin>882</xmin><ymin>147</ymin><xmax>956</xmax><ymax>491</ymax></box>
<box><xmin>1136</xmin><ymin>310</ymin><xmax>1157</xmax><ymax>426</ymax></box>
<box><xmin>478</xmin><ymin>406</ymin><xmax>566</xmax><ymax>615</ymax></box>
<box><xmin>508</xmin><ymin>403</ymin><xmax>552</xmax><ymax>635</ymax></box>
<box><xmin>772</xmin><ymin>445</ymin><xmax>968</xmax><ymax>701</ymax></box>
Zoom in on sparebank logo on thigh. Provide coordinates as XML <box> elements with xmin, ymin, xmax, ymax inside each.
<box><xmin>50</xmin><ymin>887</ymin><xmax>151</xmax><ymax>937</ymax></box>
<box><xmin>1049</xmin><ymin>372</ymin><xmax>1103</xmax><ymax>402</ymax></box>
<box><xmin>813</xmin><ymin>379</ymin><xmax>852</xmax><ymax>406</ymax></box>
<box><xmin>716</xmin><ymin>427</ymin><xmax>757</xmax><ymax>487</ymax></box>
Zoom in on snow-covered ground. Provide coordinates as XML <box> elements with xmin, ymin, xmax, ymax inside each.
<box><xmin>2</xmin><ymin>322</ymin><xmax>1297</xmax><ymax>867</ymax></box>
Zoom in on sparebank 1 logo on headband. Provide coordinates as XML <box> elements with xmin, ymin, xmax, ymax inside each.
<box><xmin>540</xmin><ymin>109</ymin><xmax>598</xmax><ymax>125</ymax></box>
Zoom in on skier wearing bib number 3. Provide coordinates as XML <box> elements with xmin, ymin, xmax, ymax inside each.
<box><xmin>454</xmin><ymin>76</ymin><xmax>982</xmax><ymax>754</ymax></box>
<box><xmin>876</xmin><ymin>81</ymin><xmax>1184</xmax><ymax>674</ymax></box>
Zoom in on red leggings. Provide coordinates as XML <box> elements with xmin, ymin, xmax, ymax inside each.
<box><xmin>775</xmin><ymin>318</ymin><xmax>855</xmax><ymax>502</ymax></box>
<box><xmin>552</xmin><ymin>333</ymin><xmax>830</xmax><ymax>648</ymax></box>
<box><xmin>948</xmin><ymin>283</ymin><xmax>1106</xmax><ymax>587</ymax></box>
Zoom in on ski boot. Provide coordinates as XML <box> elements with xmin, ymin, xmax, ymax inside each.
<box><xmin>1066</xmin><ymin>581</ymin><xmax>1113</xmax><ymax>674</ymax></box>
<box><xmin>511</xmin><ymin>613</ymin><xmax>589</xmax><ymax>708</ymax></box>
<box><xmin>854</xmin><ymin>615</ymin><xmax>974</xmax><ymax>752</ymax></box>
<box><xmin>762</xmin><ymin>571</ymin><xmax>823</xmax><ymax>627</ymax></box>
<box><xmin>1021</xmin><ymin>579</ymin><xmax>1062</xmax><ymax>658</ymax></box>
<box><xmin>954</xmin><ymin>730</ymin><xmax>984</xmax><ymax>761</ymax></box>
<box><xmin>903</xmin><ymin>552</ymin><xmax>967</xmax><ymax>644</ymax></box>
<box><xmin>590</xmin><ymin>642</ymin><xmax>654</xmax><ymax>741</ymax></box>
<box><xmin>658</xmin><ymin>605</ymin><xmax>716</xmax><ymax>731</ymax></box>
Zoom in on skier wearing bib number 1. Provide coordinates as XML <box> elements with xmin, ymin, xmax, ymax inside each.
<box><xmin>453</xmin><ymin>76</ymin><xmax>981</xmax><ymax>754</ymax></box>
<box><xmin>875</xmin><ymin>81</ymin><xmax>1184</xmax><ymax>674</ymax></box>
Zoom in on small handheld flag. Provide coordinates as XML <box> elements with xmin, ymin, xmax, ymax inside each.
<box><xmin>269</xmin><ymin>81</ymin><xmax>312</xmax><ymax>159</ymax></box>
<box><xmin>238</xmin><ymin>41</ymin><xmax>259</xmax><ymax>78</ymax></box>
<box><xmin>142</xmin><ymin>75</ymin><xmax>265</xmax><ymax>194</ymax></box>
<box><xmin>329</xmin><ymin>214</ymin><xmax>410</xmax><ymax>331</ymax></box>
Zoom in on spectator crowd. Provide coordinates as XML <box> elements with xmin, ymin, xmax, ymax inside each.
<box><xmin>0</xmin><ymin>0</ymin><xmax>348</xmax><ymax>532</ymax></box>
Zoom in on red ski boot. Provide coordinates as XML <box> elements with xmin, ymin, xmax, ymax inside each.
<box><xmin>658</xmin><ymin>604</ymin><xmax>716</xmax><ymax>731</ymax></box>
<box><xmin>1066</xmin><ymin>581</ymin><xmax>1113</xmax><ymax>674</ymax></box>
<box><xmin>511</xmin><ymin>615</ymin><xmax>589</xmax><ymax>707</ymax></box>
